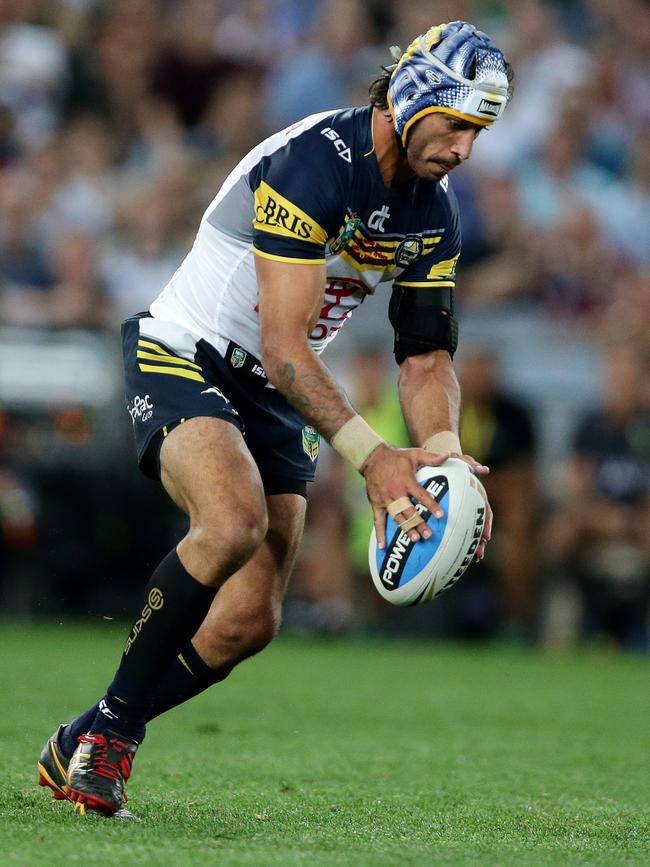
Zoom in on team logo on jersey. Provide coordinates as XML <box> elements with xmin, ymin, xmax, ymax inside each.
<box><xmin>329</xmin><ymin>213</ymin><xmax>361</xmax><ymax>255</ymax></box>
<box><xmin>230</xmin><ymin>347</ymin><xmax>247</xmax><ymax>368</ymax></box>
<box><xmin>368</xmin><ymin>205</ymin><xmax>391</xmax><ymax>232</ymax></box>
<box><xmin>253</xmin><ymin>181</ymin><xmax>327</xmax><ymax>245</ymax></box>
<box><xmin>394</xmin><ymin>235</ymin><xmax>424</xmax><ymax>268</ymax></box>
<box><xmin>302</xmin><ymin>425</ymin><xmax>320</xmax><ymax>462</ymax></box>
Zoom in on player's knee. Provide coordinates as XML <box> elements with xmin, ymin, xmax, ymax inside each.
<box><xmin>188</xmin><ymin>502</ymin><xmax>268</xmax><ymax>583</ymax></box>
<box><xmin>216</xmin><ymin>599</ymin><xmax>280</xmax><ymax>662</ymax></box>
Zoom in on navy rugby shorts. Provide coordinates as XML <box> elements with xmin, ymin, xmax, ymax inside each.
<box><xmin>121</xmin><ymin>313</ymin><xmax>320</xmax><ymax>497</ymax></box>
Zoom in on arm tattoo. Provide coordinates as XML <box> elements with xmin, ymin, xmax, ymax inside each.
<box><xmin>274</xmin><ymin>361</ymin><xmax>352</xmax><ymax>440</ymax></box>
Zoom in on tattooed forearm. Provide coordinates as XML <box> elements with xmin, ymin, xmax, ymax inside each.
<box><xmin>273</xmin><ymin>360</ymin><xmax>355</xmax><ymax>441</ymax></box>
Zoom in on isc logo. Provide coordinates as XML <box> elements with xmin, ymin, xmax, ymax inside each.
<box><xmin>321</xmin><ymin>127</ymin><xmax>352</xmax><ymax>163</ymax></box>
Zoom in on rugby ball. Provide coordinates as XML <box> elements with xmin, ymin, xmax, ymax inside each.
<box><xmin>368</xmin><ymin>459</ymin><xmax>487</xmax><ymax>606</ymax></box>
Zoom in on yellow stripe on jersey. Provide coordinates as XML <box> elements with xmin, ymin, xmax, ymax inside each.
<box><xmin>253</xmin><ymin>247</ymin><xmax>326</xmax><ymax>265</ymax></box>
<box><xmin>138</xmin><ymin>364</ymin><xmax>205</xmax><ymax>383</ymax></box>
<box><xmin>394</xmin><ymin>280</ymin><xmax>456</xmax><ymax>288</ymax></box>
<box><xmin>253</xmin><ymin>181</ymin><xmax>327</xmax><ymax>246</ymax></box>
<box><xmin>136</xmin><ymin>350</ymin><xmax>202</xmax><ymax>370</ymax></box>
<box><xmin>426</xmin><ymin>253</ymin><xmax>460</xmax><ymax>280</ymax></box>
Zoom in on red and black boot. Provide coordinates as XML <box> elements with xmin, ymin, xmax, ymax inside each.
<box><xmin>67</xmin><ymin>729</ymin><xmax>138</xmax><ymax>816</ymax></box>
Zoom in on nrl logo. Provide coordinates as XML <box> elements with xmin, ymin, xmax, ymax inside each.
<box><xmin>302</xmin><ymin>425</ymin><xmax>320</xmax><ymax>462</ymax></box>
<box><xmin>230</xmin><ymin>347</ymin><xmax>246</xmax><ymax>368</ymax></box>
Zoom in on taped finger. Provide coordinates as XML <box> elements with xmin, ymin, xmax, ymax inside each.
<box><xmin>398</xmin><ymin>512</ymin><xmax>425</xmax><ymax>532</ymax></box>
<box><xmin>387</xmin><ymin>496</ymin><xmax>412</xmax><ymax>519</ymax></box>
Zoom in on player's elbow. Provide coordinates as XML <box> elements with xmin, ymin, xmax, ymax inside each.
<box><xmin>399</xmin><ymin>349</ymin><xmax>455</xmax><ymax>382</ymax></box>
<box><xmin>261</xmin><ymin>333</ymin><xmax>308</xmax><ymax>388</ymax></box>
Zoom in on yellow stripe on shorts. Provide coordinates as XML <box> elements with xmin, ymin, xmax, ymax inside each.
<box><xmin>137</xmin><ymin>338</ymin><xmax>172</xmax><ymax>355</ymax></box>
<box><xmin>138</xmin><ymin>364</ymin><xmax>205</xmax><ymax>383</ymax></box>
<box><xmin>136</xmin><ymin>350</ymin><xmax>202</xmax><ymax>370</ymax></box>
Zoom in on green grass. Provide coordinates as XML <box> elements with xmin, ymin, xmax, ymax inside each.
<box><xmin>1</xmin><ymin>623</ymin><xmax>648</xmax><ymax>866</ymax></box>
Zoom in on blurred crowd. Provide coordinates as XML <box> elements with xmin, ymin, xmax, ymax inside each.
<box><xmin>0</xmin><ymin>0</ymin><xmax>648</xmax><ymax>648</ymax></box>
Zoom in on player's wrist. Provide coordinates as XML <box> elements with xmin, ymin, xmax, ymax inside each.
<box><xmin>422</xmin><ymin>430</ymin><xmax>462</xmax><ymax>455</ymax></box>
<box><xmin>330</xmin><ymin>415</ymin><xmax>386</xmax><ymax>472</ymax></box>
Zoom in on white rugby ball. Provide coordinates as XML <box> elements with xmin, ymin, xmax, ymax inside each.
<box><xmin>368</xmin><ymin>458</ymin><xmax>487</xmax><ymax>607</ymax></box>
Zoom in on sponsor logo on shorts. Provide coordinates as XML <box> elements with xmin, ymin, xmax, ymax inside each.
<box><xmin>302</xmin><ymin>425</ymin><xmax>320</xmax><ymax>462</ymax></box>
<box><xmin>124</xmin><ymin>588</ymin><xmax>164</xmax><ymax>655</ymax></box>
<box><xmin>394</xmin><ymin>235</ymin><xmax>424</xmax><ymax>268</ymax></box>
<box><xmin>128</xmin><ymin>394</ymin><xmax>153</xmax><ymax>423</ymax></box>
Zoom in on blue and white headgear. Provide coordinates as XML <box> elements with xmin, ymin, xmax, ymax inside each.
<box><xmin>387</xmin><ymin>21</ymin><xmax>511</xmax><ymax>145</ymax></box>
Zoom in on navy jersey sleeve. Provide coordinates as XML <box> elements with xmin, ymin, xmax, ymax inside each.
<box><xmin>393</xmin><ymin>180</ymin><xmax>461</xmax><ymax>296</ymax></box>
<box><xmin>250</xmin><ymin>124</ymin><xmax>350</xmax><ymax>265</ymax></box>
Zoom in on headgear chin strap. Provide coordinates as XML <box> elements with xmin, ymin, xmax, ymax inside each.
<box><xmin>387</xmin><ymin>21</ymin><xmax>511</xmax><ymax>145</ymax></box>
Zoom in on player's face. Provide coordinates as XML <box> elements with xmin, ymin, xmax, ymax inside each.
<box><xmin>406</xmin><ymin>112</ymin><xmax>483</xmax><ymax>181</ymax></box>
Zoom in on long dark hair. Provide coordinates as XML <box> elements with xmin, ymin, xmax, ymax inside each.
<box><xmin>368</xmin><ymin>67</ymin><xmax>392</xmax><ymax>110</ymax></box>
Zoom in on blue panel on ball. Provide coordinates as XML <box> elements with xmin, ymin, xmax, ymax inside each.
<box><xmin>375</xmin><ymin>490</ymin><xmax>450</xmax><ymax>589</ymax></box>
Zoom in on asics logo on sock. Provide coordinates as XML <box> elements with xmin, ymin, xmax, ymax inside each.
<box><xmin>124</xmin><ymin>587</ymin><xmax>165</xmax><ymax>655</ymax></box>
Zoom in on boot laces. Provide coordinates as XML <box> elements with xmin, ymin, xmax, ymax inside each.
<box><xmin>78</xmin><ymin>733</ymin><xmax>133</xmax><ymax>783</ymax></box>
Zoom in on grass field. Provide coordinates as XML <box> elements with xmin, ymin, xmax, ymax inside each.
<box><xmin>1</xmin><ymin>623</ymin><xmax>648</xmax><ymax>866</ymax></box>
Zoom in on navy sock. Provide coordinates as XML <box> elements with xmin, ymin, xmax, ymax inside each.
<box><xmin>147</xmin><ymin>641</ymin><xmax>231</xmax><ymax>721</ymax></box>
<box><xmin>60</xmin><ymin>643</ymin><xmax>231</xmax><ymax>756</ymax></box>
<box><xmin>91</xmin><ymin>548</ymin><xmax>217</xmax><ymax>743</ymax></box>
<box><xmin>61</xmin><ymin>702</ymin><xmax>100</xmax><ymax>757</ymax></box>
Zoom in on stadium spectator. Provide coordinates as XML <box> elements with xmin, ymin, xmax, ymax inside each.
<box><xmin>150</xmin><ymin>0</ymin><xmax>246</xmax><ymax>129</ymax></box>
<box><xmin>455</xmin><ymin>173</ymin><xmax>542</xmax><ymax>308</ymax></box>
<box><xmin>468</xmin><ymin>0</ymin><xmax>593</xmax><ymax>173</ymax></box>
<box><xmin>0</xmin><ymin>0</ymin><xmax>67</xmax><ymax>148</ymax></box>
<box><xmin>453</xmin><ymin>347</ymin><xmax>539</xmax><ymax>638</ymax></box>
<box><xmin>544</xmin><ymin>346</ymin><xmax>650</xmax><ymax>649</ymax></box>
<box><xmin>536</xmin><ymin>201</ymin><xmax>630</xmax><ymax>321</ymax></box>
<box><xmin>0</xmin><ymin>406</ymin><xmax>38</xmax><ymax>611</ymax></box>
<box><xmin>189</xmin><ymin>69</ymin><xmax>266</xmax><ymax>165</ymax></box>
<box><xmin>100</xmin><ymin>184</ymin><xmax>188</xmax><ymax>321</ymax></box>
<box><xmin>1</xmin><ymin>231</ymin><xmax>113</xmax><ymax>328</ymax></box>
<box><xmin>263</xmin><ymin>0</ymin><xmax>379</xmax><ymax>128</ymax></box>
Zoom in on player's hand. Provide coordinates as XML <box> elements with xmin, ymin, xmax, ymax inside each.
<box><xmin>472</xmin><ymin>473</ymin><xmax>492</xmax><ymax>563</ymax></box>
<box><xmin>444</xmin><ymin>452</ymin><xmax>491</xmax><ymax>562</ymax></box>
<box><xmin>361</xmin><ymin>443</ymin><xmax>452</xmax><ymax>549</ymax></box>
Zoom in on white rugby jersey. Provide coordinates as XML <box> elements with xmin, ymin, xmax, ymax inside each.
<box><xmin>150</xmin><ymin>105</ymin><xmax>461</xmax><ymax>361</ymax></box>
